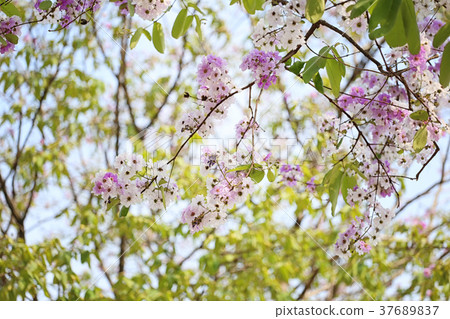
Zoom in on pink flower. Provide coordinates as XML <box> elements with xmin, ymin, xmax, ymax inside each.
<box><xmin>356</xmin><ymin>240</ymin><xmax>372</xmax><ymax>255</ymax></box>
<box><xmin>240</xmin><ymin>50</ymin><xmax>282</xmax><ymax>89</ymax></box>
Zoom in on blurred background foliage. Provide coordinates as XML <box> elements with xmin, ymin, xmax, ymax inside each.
<box><xmin>0</xmin><ymin>0</ymin><xmax>449</xmax><ymax>300</ymax></box>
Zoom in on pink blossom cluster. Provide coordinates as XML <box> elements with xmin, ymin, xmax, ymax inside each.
<box><xmin>235</xmin><ymin>117</ymin><xmax>259</xmax><ymax>140</ymax></box>
<box><xmin>252</xmin><ymin>1</ymin><xmax>306</xmax><ymax>51</ymax></box>
<box><xmin>181</xmin><ymin>147</ymin><xmax>255</xmax><ymax>233</ymax></box>
<box><xmin>240</xmin><ymin>50</ymin><xmax>282</xmax><ymax>89</ymax></box>
<box><xmin>0</xmin><ymin>15</ymin><xmax>21</xmax><ymax>54</ymax></box>
<box><xmin>92</xmin><ymin>153</ymin><xmax>178</xmax><ymax>211</ymax></box>
<box><xmin>319</xmin><ymin>18</ymin><xmax>448</xmax><ymax>257</ymax></box>
<box><xmin>133</xmin><ymin>0</ymin><xmax>170</xmax><ymax>21</ymax></box>
<box><xmin>177</xmin><ymin>55</ymin><xmax>233</xmax><ymax>138</ymax></box>
<box><xmin>280</xmin><ymin>164</ymin><xmax>303</xmax><ymax>187</ymax></box>
<box><xmin>335</xmin><ymin>204</ymin><xmax>394</xmax><ymax>258</ymax></box>
<box><xmin>34</xmin><ymin>0</ymin><xmax>102</xmax><ymax>27</ymax></box>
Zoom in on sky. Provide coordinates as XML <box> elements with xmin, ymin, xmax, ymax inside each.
<box><xmin>1</xmin><ymin>1</ymin><xmax>448</xmax><ymax>300</ymax></box>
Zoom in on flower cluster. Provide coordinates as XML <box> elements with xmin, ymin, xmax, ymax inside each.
<box><xmin>181</xmin><ymin>147</ymin><xmax>255</xmax><ymax>233</ymax></box>
<box><xmin>252</xmin><ymin>1</ymin><xmax>306</xmax><ymax>51</ymax></box>
<box><xmin>0</xmin><ymin>14</ymin><xmax>21</xmax><ymax>54</ymax></box>
<box><xmin>240</xmin><ymin>49</ymin><xmax>282</xmax><ymax>89</ymax></box>
<box><xmin>133</xmin><ymin>0</ymin><xmax>170</xmax><ymax>21</ymax></box>
<box><xmin>335</xmin><ymin>203</ymin><xmax>395</xmax><ymax>258</ymax></box>
<box><xmin>279</xmin><ymin>164</ymin><xmax>303</xmax><ymax>187</ymax></box>
<box><xmin>177</xmin><ymin>55</ymin><xmax>233</xmax><ymax>138</ymax></box>
<box><xmin>92</xmin><ymin>153</ymin><xmax>178</xmax><ymax>211</ymax></box>
<box><xmin>34</xmin><ymin>0</ymin><xmax>102</xmax><ymax>27</ymax></box>
<box><xmin>314</xmin><ymin>13</ymin><xmax>449</xmax><ymax>256</ymax></box>
<box><xmin>235</xmin><ymin>117</ymin><xmax>259</xmax><ymax>140</ymax></box>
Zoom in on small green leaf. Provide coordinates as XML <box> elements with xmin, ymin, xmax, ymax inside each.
<box><xmin>313</xmin><ymin>72</ymin><xmax>324</xmax><ymax>93</ymax></box>
<box><xmin>350</xmin><ymin>0</ymin><xmax>376</xmax><ymax>19</ymax></box>
<box><xmin>142</xmin><ymin>29</ymin><xmax>151</xmax><ymax>42</ymax></box>
<box><xmin>302</xmin><ymin>55</ymin><xmax>327</xmax><ymax>83</ymax></box>
<box><xmin>119</xmin><ymin>206</ymin><xmax>130</xmax><ymax>217</ymax></box>
<box><xmin>433</xmin><ymin>23</ymin><xmax>450</xmax><ymax>48</ymax></box>
<box><xmin>369</xmin><ymin>0</ymin><xmax>402</xmax><ymax>39</ymax></box>
<box><xmin>305</xmin><ymin>0</ymin><xmax>325</xmax><ymax>23</ymax></box>
<box><xmin>172</xmin><ymin>9</ymin><xmax>188</xmax><ymax>39</ymax></box>
<box><xmin>152</xmin><ymin>22</ymin><xmax>165</xmax><ymax>53</ymax></box>
<box><xmin>409</xmin><ymin>110</ymin><xmax>429</xmax><ymax>121</ymax></box>
<box><xmin>322</xmin><ymin>164</ymin><xmax>341</xmax><ymax>186</ymax></box>
<box><xmin>242</xmin><ymin>0</ymin><xmax>256</xmax><ymax>14</ymax></box>
<box><xmin>81</xmin><ymin>251</ymin><xmax>90</xmax><ymax>264</ymax></box>
<box><xmin>4</xmin><ymin>33</ymin><xmax>18</xmax><ymax>45</ymax></box>
<box><xmin>1</xmin><ymin>3</ymin><xmax>22</xmax><ymax>18</ymax></box>
<box><xmin>187</xmin><ymin>3</ymin><xmax>205</xmax><ymax>15</ymax></box>
<box><xmin>440</xmin><ymin>42</ymin><xmax>450</xmax><ymax>87</ymax></box>
<box><xmin>0</xmin><ymin>37</ymin><xmax>6</xmax><ymax>46</ymax></box>
<box><xmin>413</xmin><ymin>126</ymin><xmax>428</xmax><ymax>153</ymax></box>
<box><xmin>39</xmin><ymin>0</ymin><xmax>53</xmax><ymax>11</ymax></box>
<box><xmin>127</xmin><ymin>0</ymin><xmax>135</xmax><ymax>17</ymax></box>
<box><xmin>329</xmin><ymin>170</ymin><xmax>343</xmax><ymax>216</ymax></box>
<box><xmin>401</xmin><ymin>0</ymin><xmax>420</xmax><ymax>54</ymax></box>
<box><xmin>289</xmin><ymin>61</ymin><xmax>305</xmax><ymax>76</ymax></box>
<box><xmin>194</xmin><ymin>15</ymin><xmax>203</xmax><ymax>40</ymax></box>
<box><xmin>249</xmin><ymin>169</ymin><xmax>265</xmax><ymax>183</ymax></box>
<box><xmin>130</xmin><ymin>28</ymin><xmax>143</xmax><ymax>49</ymax></box>
<box><xmin>106</xmin><ymin>198</ymin><xmax>120</xmax><ymax>211</ymax></box>
<box><xmin>267</xmin><ymin>169</ymin><xmax>276</xmax><ymax>182</ymax></box>
<box><xmin>227</xmin><ymin>164</ymin><xmax>252</xmax><ymax>172</ymax></box>
<box><xmin>385</xmin><ymin>7</ymin><xmax>407</xmax><ymax>48</ymax></box>
<box><xmin>326</xmin><ymin>58</ymin><xmax>344</xmax><ymax>97</ymax></box>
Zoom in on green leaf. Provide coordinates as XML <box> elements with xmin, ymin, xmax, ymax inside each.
<box><xmin>409</xmin><ymin>110</ymin><xmax>429</xmax><ymax>121</ymax></box>
<box><xmin>242</xmin><ymin>0</ymin><xmax>256</xmax><ymax>14</ymax></box>
<box><xmin>187</xmin><ymin>3</ymin><xmax>205</xmax><ymax>15</ymax></box>
<box><xmin>433</xmin><ymin>23</ymin><xmax>450</xmax><ymax>48</ymax></box>
<box><xmin>81</xmin><ymin>251</ymin><xmax>90</xmax><ymax>265</ymax></box>
<box><xmin>142</xmin><ymin>29</ymin><xmax>152</xmax><ymax>42</ymax></box>
<box><xmin>341</xmin><ymin>174</ymin><xmax>357</xmax><ymax>205</ymax></box>
<box><xmin>127</xmin><ymin>0</ymin><xmax>135</xmax><ymax>17</ymax></box>
<box><xmin>440</xmin><ymin>42</ymin><xmax>450</xmax><ymax>87</ymax></box>
<box><xmin>227</xmin><ymin>164</ymin><xmax>252</xmax><ymax>172</ymax></box>
<box><xmin>322</xmin><ymin>164</ymin><xmax>341</xmax><ymax>186</ymax></box>
<box><xmin>1</xmin><ymin>3</ymin><xmax>22</xmax><ymax>18</ymax></box>
<box><xmin>152</xmin><ymin>22</ymin><xmax>165</xmax><ymax>54</ymax></box>
<box><xmin>249</xmin><ymin>169</ymin><xmax>265</xmax><ymax>183</ymax></box>
<box><xmin>288</xmin><ymin>61</ymin><xmax>305</xmax><ymax>76</ymax></box>
<box><xmin>401</xmin><ymin>0</ymin><xmax>420</xmax><ymax>55</ymax></box>
<box><xmin>172</xmin><ymin>9</ymin><xmax>188</xmax><ymax>39</ymax></box>
<box><xmin>413</xmin><ymin>126</ymin><xmax>428</xmax><ymax>153</ymax></box>
<box><xmin>106</xmin><ymin>198</ymin><xmax>120</xmax><ymax>211</ymax></box>
<box><xmin>267</xmin><ymin>169</ymin><xmax>276</xmax><ymax>182</ymax></box>
<box><xmin>194</xmin><ymin>15</ymin><xmax>203</xmax><ymax>40</ymax></box>
<box><xmin>130</xmin><ymin>28</ymin><xmax>143</xmax><ymax>49</ymax></box>
<box><xmin>119</xmin><ymin>206</ymin><xmax>130</xmax><ymax>217</ymax></box>
<box><xmin>305</xmin><ymin>0</ymin><xmax>325</xmax><ymax>23</ymax></box>
<box><xmin>350</xmin><ymin>0</ymin><xmax>376</xmax><ymax>19</ymax></box>
<box><xmin>302</xmin><ymin>55</ymin><xmax>327</xmax><ymax>83</ymax></box>
<box><xmin>4</xmin><ymin>33</ymin><xmax>18</xmax><ymax>45</ymax></box>
<box><xmin>329</xmin><ymin>170</ymin><xmax>343</xmax><ymax>216</ymax></box>
<box><xmin>368</xmin><ymin>0</ymin><xmax>402</xmax><ymax>39</ymax></box>
<box><xmin>0</xmin><ymin>37</ymin><xmax>6</xmax><ymax>46</ymax></box>
<box><xmin>384</xmin><ymin>7</ymin><xmax>407</xmax><ymax>48</ymax></box>
<box><xmin>39</xmin><ymin>0</ymin><xmax>53</xmax><ymax>11</ymax></box>
<box><xmin>326</xmin><ymin>58</ymin><xmax>344</xmax><ymax>97</ymax></box>
<box><xmin>313</xmin><ymin>72</ymin><xmax>324</xmax><ymax>93</ymax></box>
